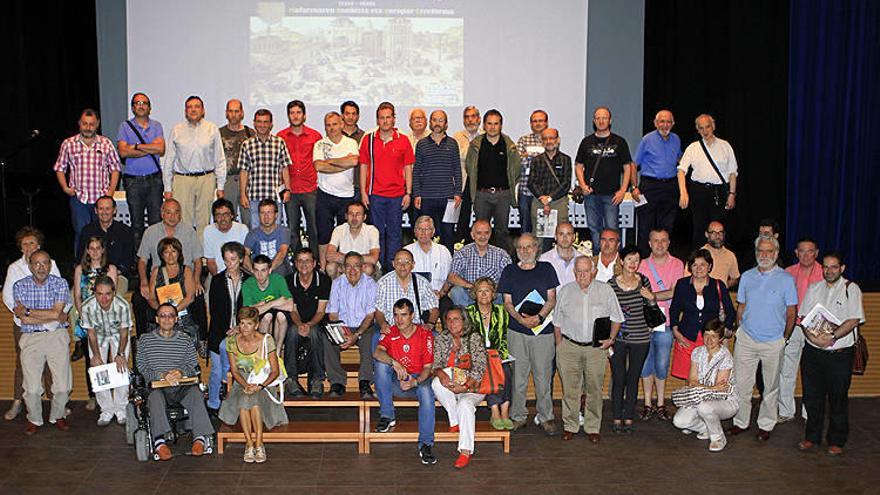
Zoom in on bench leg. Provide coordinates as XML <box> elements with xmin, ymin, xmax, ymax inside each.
<box><xmin>217</xmin><ymin>434</ymin><xmax>226</xmax><ymax>454</ymax></box>
<box><xmin>503</xmin><ymin>433</ymin><xmax>510</xmax><ymax>454</ymax></box>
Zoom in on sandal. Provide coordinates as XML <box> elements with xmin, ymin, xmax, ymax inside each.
<box><xmin>640</xmin><ymin>405</ymin><xmax>655</xmax><ymax>421</ymax></box>
<box><xmin>655</xmin><ymin>405</ymin><xmax>671</xmax><ymax>421</ymax></box>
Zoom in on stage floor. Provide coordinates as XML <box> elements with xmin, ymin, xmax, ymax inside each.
<box><xmin>0</xmin><ymin>399</ymin><xmax>877</xmax><ymax>494</ymax></box>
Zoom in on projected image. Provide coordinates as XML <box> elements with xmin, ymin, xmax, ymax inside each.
<box><xmin>249</xmin><ymin>13</ymin><xmax>464</xmax><ymax>107</ymax></box>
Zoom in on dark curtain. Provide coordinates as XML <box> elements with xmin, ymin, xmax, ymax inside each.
<box><xmin>787</xmin><ymin>0</ymin><xmax>880</xmax><ymax>287</ymax></box>
<box><xmin>0</xmin><ymin>1</ymin><xmax>100</xmax><ymax>273</ymax></box>
<box><xmin>643</xmin><ymin>0</ymin><xmax>790</xmax><ymax>264</ymax></box>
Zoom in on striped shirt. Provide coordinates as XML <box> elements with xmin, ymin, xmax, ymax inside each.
<box><xmin>608</xmin><ymin>274</ymin><xmax>653</xmax><ymax>344</ymax></box>
<box><xmin>53</xmin><ymin>134</ymin><xmax>122</xmax><ymax>204</ymax></box>
<box><xmin>516</xmin><ymin>133</ymin><xmax>544</xmax><ymax>199</ymax></box>
<box><xmin>136</xmin><ymin>330</ymin><xmax>198</xmax><ymax>382</ymax></box>
<box><xmin>327</xmin><ymin>273</ymin><xmax>377</xmax><ymax>327</ymax></box>
<box><xmin>450</xmin><ymin>243</ymin><xmax>512</xmax><ymax>284</ymax></box>
<box><xmin>239</xmin><ymin>135</ymin><xmax>292</xmax><ymax>203</ymax></box>
<box><xmin>12</xmin><ymin>275</ymin><xmax>71</xmax><ymax>333</ymax></box>
<box><xmin>412</xmin><ymin>134</ymin><xmax>461</xmax><ymax>199</ymax></box>
<box><xmin>79</xmin><ymin>295</ymin><xmax>132</xmax><ymax>346</ymax></box>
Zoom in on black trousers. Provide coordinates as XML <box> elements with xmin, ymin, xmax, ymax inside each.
<box><xmin>610</xmin><ymin>341</ymin><xmax>650</xmax><ymax>420</ymax></box>
<box><xmin>801</xmin><ymin>344</ymin><xmax>854</xmax><ymax>446</ymax></box>
<box><xmin>687</xmin><ymin>180</ymin><xmax>727</xmax><ymax>247</ymax></box>
<box><xmin>455</xmin><ymin>180</ymin><xmax>473</xmax><ymax>245</ymax></box>
<box><xmin>636</xmin><ymin>177</ymin><xmax>678</xmax><ymax>252</ymax></box>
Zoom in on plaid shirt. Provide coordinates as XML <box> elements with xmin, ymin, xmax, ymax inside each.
<box><xmin>239</xmin><ymin>135</ymin><xmax>292</xmax><ymax>202</ymax></box>
<box><xmin>450</xmin><ymin>243</ymin><xmax>512</xmax><ymax>284</ymax></box>
<box><xmin>53</xmin><ymin>134</ymin><xmax>121</xmax><ymax>204</ymax></box>
<box><xmin>12</xmin><ymin>274</ymin><xmax>71</xmax><ymax>333</ymax></box>
<box><xmin>374</xmin><ymin>272</ymin><xmax>438</xmax><ymax>324</ymax></box>
<box><xmin>79</xmin><ymin>294</ymin><xmax>132</xmax><ymax>347</ymax></box>
<box><xmin>527</xmin><ymin>151</ymin><xmax>572</xmax><ymax>201</ymax></box>
<box><xmin>516</xmin><ymin>133</ymin><xmax>544</xmax><ymax>199</ymax></box>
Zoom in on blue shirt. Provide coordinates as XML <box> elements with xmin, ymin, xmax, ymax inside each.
<box><xmin>737</xmin><ymin>266</ymin><xmax>797</xmax><ymax>342</ymax></box>
<box><xmin>634</xmin><ymin>130</ymin><xmax>681</xmax><ymax>179</ymax></box>
<box><xmin>327</xmin><ymin>274</ymin><xmax>378</xmax><ymax>328</ymax></box>
<box><xmin>244</xmin><ymin>225</ymin><xmax>292</xmax><ymax>275</ymax></box>
<box><xmin>413</xmin><ymin>135</ymin><xmax>462</xmax><ymax>199</ymax></box>
<box><xmin>117</xmin><ymin>118</ymin><xmax>165</xmax><ymax>176</ymax></box>
<box><xmin>12</xmin><ymin>274</ymin><xmax>71</xmax><ymax>333</ymax></box>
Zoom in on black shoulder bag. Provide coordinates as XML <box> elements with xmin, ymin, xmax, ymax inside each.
<box><xmin>125</xmin><ymin>121</ymin><xmax>161</xmax><ymax>173</ymax></box>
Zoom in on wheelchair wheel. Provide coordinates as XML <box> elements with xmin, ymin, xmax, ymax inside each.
<box><xmin>125</xmin><ymin>403</ymin><xmax>138</xmax><ymax>445</ymax></box>
<box><xmin>134</xmin><ymin>429</ymin><xmax>151</xmax><ymax>462</ymax></box>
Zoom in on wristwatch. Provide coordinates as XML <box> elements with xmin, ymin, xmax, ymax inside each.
<box><xmin>537</xmin><ymin>314</ymin><xmax>545</xmax><ymax>324</ymax></box>
<box><xmin>25</xmin><ymin>308</ymin><xmax>31</xmax><ymax>317</ymax></box>
<box><xmin>134</xmin><ymin>143</ymin><xmax>139</xmax><ymax>151</ymax></box>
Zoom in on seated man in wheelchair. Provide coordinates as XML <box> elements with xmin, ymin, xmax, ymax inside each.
<box><xmin>136</xmin><ymin>303</ymin><xmax>214</xmax><ymax>460</ymax></box>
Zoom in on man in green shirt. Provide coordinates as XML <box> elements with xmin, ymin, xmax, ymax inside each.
<box><xmin>241</xmin><ymin>254</ymin><xmax>292</xmax><ymax>356</ymax></box>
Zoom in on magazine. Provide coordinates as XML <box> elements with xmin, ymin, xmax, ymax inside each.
<box><xmin>800</xmin><ymin>303</ymin><xmax>841</xmax><ymax>337</ymax></box>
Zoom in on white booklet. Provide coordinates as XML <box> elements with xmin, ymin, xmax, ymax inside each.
<box><xmin>88</xmin><ymin>363</ymin><xmax>130</xmax><ymax>392</ymax></box>
<box><xmin>442</xmin><ymin>198</ymin><xmax>462</xmax><ymax>223</ymax></box>
<box><xmin>535</xmin><ymin>209</ymin><xmax>558</xmax><ymax>238</ymax></box>
<box><xmin>800</xmin><ymin>303</ymin><xmax>841</xmax><ymax>337</ymax></box>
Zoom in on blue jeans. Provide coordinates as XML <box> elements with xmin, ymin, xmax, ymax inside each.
<box><xmin>374</xmin><ymin>361</ymin><xmax>435</xmax><ymax>446</ymax></box>
<box><xmin>123</xmin><ymin>173</ymin><xmax>163</xmax><ymax>249</ymax></box>
<box><xmin>70</xmin><ymin>196</ymin><xmax>96</xmax><ymax>250</ymax></box>
<box><xmin>316</xmin><ymin>189</ymin><xmax>353</xmax><ymax>245</ymax></box>
<box><xmin>368</xmin><ymin>194</ymin><xmax>403</xmax><ymax>269</ymax></box>
<box><xmin>641</xmin><ymin>328</ymin><xmax>673</xmax><ymax>379</ymax></box>
<box><xmin>207</xmin><ymin>337</ymin><xmax>230</xmax><ymax>409</ymax></box>
<box><xmin>517</xmin><ymin>193</ymin><xmax>533</xmax><ymax>233</ymax></box>
<box><xmin>584</xmin><ymin>194</ymin><xmax>619</xmax><ymax>254</ymax></box>
<box><xmin>417</xmin><ymin>197</ymin><xmax>455</xmax><ymax>252</ymax></box>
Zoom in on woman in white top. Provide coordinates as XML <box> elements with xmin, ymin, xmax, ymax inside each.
<box><xmin>672</xmin><ymin>319</ymin><xmax>738</xmax><ymax>452</ymax></box>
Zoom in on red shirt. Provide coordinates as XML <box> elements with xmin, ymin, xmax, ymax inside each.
<box><xmin>785</xmin><ymin>263</ymin><xmax>824</xmax><ymax>308</ymax></box>
<box><xmin>278</xmin><ymin>125</ymin><xmax>321</xmax><ymax>193</ymax></box>
<box><xmin>358</xmin><ymin>129</ymin><xmax>414</xmax><ymax>197</ymax></box>
<box><xmin>377</xmin><ymin>324</ymin><xmax>434</xmax><ymax>374</ymax></box>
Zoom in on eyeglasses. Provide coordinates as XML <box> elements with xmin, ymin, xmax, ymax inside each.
<box><xmin>157</xmin><ymin>313</ymin><xmax>177</xmax><ymax>319</ymax></box>
<box><xmin>132</xmin><ymin>101</ymin><xmax>150</xmax><ymax>107</ymax></box>
<box><xmin>707</xmin><ymin>230</ymin><xmax>725</xmax><ymax>235</ymax></box>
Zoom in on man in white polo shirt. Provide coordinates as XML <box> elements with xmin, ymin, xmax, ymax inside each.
<box><xmin>325</xmin><ymin>201</ymin><xmax>380</xmax><ymax>278</ymax></box>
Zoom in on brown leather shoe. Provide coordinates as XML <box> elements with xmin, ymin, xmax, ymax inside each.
<box><xmin>587</xmin><ymin>433</ymin><xmax>601</xmax><ymax>444</ymax></box>
<box><xmin>54</xmin><ymin>418</ymin><xmax>70</xmax><ymax>431</ymax></box>
<box><xmin>561</xmin><ymin>431</ymin><xmax>574</xmax><ymax>441</ymax></box>
<box><xmin>24</xmin><ymin>421</ymin><xmax>38</xmax><ymax>435</ymax></box>
<box><xmin>756</xmin><ymin>428</ymin><xmax>771</xmax><ymax>441</ymax></box>
<box><xmin>827</xmin><ymin>445</ymin><xmax>843</xmax><ymax>456</ymax></box>
<box><xmin>155</xmin><ymin>443</ymin><xmax>172</xmax><ymax>461</ymax></box>
<box><xmin>797</xmin><ymin>440</ymin><xmax>816</xmax><ymax>451</ymax></box>
<box><xmin>725</xmin><ymin>425</ymin><xmax>748</xmax><ymax>436</ymax></box>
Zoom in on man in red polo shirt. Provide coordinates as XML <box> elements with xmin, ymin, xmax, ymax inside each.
<box><xmin>373</xmin><ymin>297</ymin><xmax>436</xmax><ymax>464</ymax></box>
<box><xmin>359</xmin><ymin>101</ymin><xmax>415</xmax><ymax>271</ymax></box>
<box><xmin>278</xmin><ymin>100</ymin><xmax>321</xmax><ymax>259</ymax></box>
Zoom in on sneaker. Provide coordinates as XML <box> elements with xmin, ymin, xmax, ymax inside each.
<box><xmin>454</xmin><ymin>452</ymin><xmax>471</xmax><ymax>469</ymax></box>
<box><xmin>697</xmin><ymin>431</ymin><xmax>710</xmax><ymax>440</ymax></box>
<box><xmin>533</xmin><ymin>415</ymin><xmax>541</xmax><ymax>426</ymax></box>
<box><xmin>4</xmin><ymin>400</ymin><xmax>22</xmax><ymax>421</ymax></box>
<box><xmin>329</xmin><ymin>384</ymin><xmax>345</xmax><ymax>398</ymax></box>
<box><xmin>116</xmin><ymin>413</ymin><xmax>127</xmax><ymax>425</ymax></box>
<box><xmin>243</xmin><ymin>446</ymin><xmax>256</xmax><ymax>463</ymax></box>
<box><xmin>97</xmin><ymin>413</ymin><xmax>113</xmax><ymax>427</ymax></box>
<box><xmin>375</xmin><ymin>417</ymin><xmax>396</xmax><ymax>433</ymax></box>
<box><xmin>511</xmin><ymin>419</ymin><xmax>528</xmax><ymax>432</ymax></box>
<box><xmin>419</xmin><ymin>444</ymin><xmax>438</xmax><ymax>465</ymax></box>
<box><xmin>777</xmin><ymin>415</ymin><xmax>795</xmax><ymax>424</ymax></box>
<box><xmin>84</xmin><ymin>398</ymin><xmax>97</xmax><ymax>412</ymax></box>
<box><xmin>254</xmin><ymin>445</ymin><xmax>267</xmax><ymax>463</ymax></box>
<box><xmin>681</xmin><ymin>428</ymin><xmax>693</xmax><ymax>435</ymax></box>
<box><xmin>709</xmin><ymin>438</ymin><xmax>727</xmax><ymax>452</ymax></box>
<box><xmin>70</xmin><ymin>340</ymin><xmax>85</xmax><ymax>361</ymax></box>
<box><xmin>612</xmin><ymin>422</ymin><xmax>623</xmax><ymax>434</ymax></box>
<box><xmin>288</xmin><ymin>381</ymin><xmax>306</xmax><ymax>398</ymax></box>
<box><xmin>154</xmin><ymin>442</ymin><xmax>172</xmax><ymax>461</ymax></box>
<box><xmin>309</xmin><ymin>382</ymin><xmax>324</xmax><ymax>399</ymax></box>
<box><xmin>359</xmin><ymin>380</ymin><xmax>375</xmax><ymax>400</ymax></box>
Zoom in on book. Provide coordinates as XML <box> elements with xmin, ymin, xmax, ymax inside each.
<box><xmin>442</xmin><ymin>367</ymin><xmax>468</xmax><ymax>386</ymax></box>
<box><xmin>155</xmin><ymin>282</ymin><xmax>183</xmax><ymax>306</ymax></box>
<box><xmin>800</xmin><ymin>303</ymin><xmax>841</xmax><ymax>337</ymax></box>
<box><xmin>515</xmin><ymin>290</ymin><xmax>554</xmax><ymax>335</ymax></box>
<box><xmin>323</xmin><ymin>320</ymin><xmax>351</xmax><ymax>346</ymax></box>
<box><xmin>151</xmin><ymin>376</ymin><xmax>199</xmax><ymax>389</ymax></box>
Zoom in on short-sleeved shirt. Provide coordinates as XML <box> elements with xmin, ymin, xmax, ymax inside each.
<box><xmin>219</xmin><ymin>125</ymin><xmax>255</xmax><ymax>175</ymax></box>
<box><xmin>375</xmin><ymin>273</ymin><xmax>438</xmax><ymax>324</ymax></box>
<box><xmin>737</xmin><ymin>266</ymin><xmax>798</xmax><ymax>342</ymax></box>
<box><xmin>12</xmin><ymin>274</ymin><xmax>71</xmax><ymax>333</ymax></box>
<box><xmin>359</xmin><ymin>129</ymin><xmax>415</xmax><ymax>197</ymax></box>
<box><xmin>286</xmin><ymin>271</ymin><xmax>331</xmax><ymax>323</ymax></box>
<box><xmin>638</xmin><ymin>255</ymin><xmax>685</xmax><ymax>324</ymax></box>
<box><xmin>117</xmin><ymin>118</ymin><xmax>164</xmax><ymax>176</ymax></box>
<box><xmin>575</xmin><ymin>133</ymin><xmax>633</xmax><ymax>195</ymax></box>
<box><xmin>277</xmin><ymin>125</ymin><xmax>322</xmax><ymax>194</ymax></box>
<box><xmin>685</xmin><ymin>244</ymin><xmax>740</xmax><ymax>283</ymax></box>
<box><xmin>691</xmin><ymin>345</ymin><xmax>737</xmax><ymax>403</ymax></box>
<box><xmin>313</xmin><ymin>135</ymin><xmax>359</xmax><ymax>197</ymax></box>
<box><xmin>239</xmin><ymin>135</ymin><xmax>292</xmax><ymax>202</ymax></box>
<box><xmin>244</xmin><ymin>225</ymin><xmax>291</xmax><ymax>274</ymax></box>
<box><xmin>79</xmin><ymin>294</ymin><xmax>132</xmax><ymax>347</ymax></box>
<box><xmin>53</xmin><ymin>134</ymin><xmax>122</xmax><ymax>204</ymax></box>
<box><xmin>242</xmin><ymin>273</ymin><xmax>292</xmax><ymax>306</ymax></box>
<box><xmin>785</xmin><ymin>263</ymin><xmax>824</xmax><ymax>307</ymax></box>
<box><xmin>327</xmin><ymin>274</ymin><xmax>378</xmax><ymax>327</ymax></box>
<box><xmin>137</xmin><ymin>223</ymin><xmax>203</xmax><ymax>269</ymax></box>
<box><xmin>678</xmin><ymin>137</ymin><xmax>738</xmax><ymax>185</ymax></box>
<box><xmin>799</xmin><ymin>278</ymin><xmax>865</xmax><ymax>351</ymax></box>
<box><xmin>329</xmin><ymin>224</ymin><xmax>380</xmax><ymax>255</ymax></box>
<box><xmin>377</xmin><ymin>325</ymin><xmax>434</xmax><ymax>375</ymax></box>
<box><xmin>634</xmin><ymin>130</ymin><xmax>681</xmax><ymax>180</ymax></box>
<box><xmin>3</xmin><ymin>257</ymin><xmax>61</xmax><ymax>326</ymax></box>
<box><xmin>405</xmin><ymin>241</ymin><xmax>452</xmax><ymax>292</ymax></box>
<box><xmin>450</xmin><ymin>243</ymin><xmax>512</xmax><ymax>284</ymax></box>
<box><xmin>498</xmin><ymin>262</ymin><xmax>559</xmax><ymax>336</ymax></box>
<box><xmin>554</xmin><ymin>280</ymin><xmax>624</xmax><ymax>343</ymax></box>
<box><xmin>202</xmin><ymin>222</ymin><xmax>249</xmax><ymax>272</ymax></box>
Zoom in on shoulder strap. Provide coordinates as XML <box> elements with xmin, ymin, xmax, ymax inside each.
<box><xmin>125</xmin><ymin>120</ymin><xmax>161</xmax><ymax>172</ymax></box>
<box><xmin>588</xmin><ymin>135</ymin><xmax>611</xmax><ymax>184</ymax></box>
<box><xmin>368</xmin><ymin>132</ymin><xmax>375</xmax><ymax>195</ymax></box>
<box><xmin>541</xmin><ymin>154</ymin><xmax>561</xmax><ymax>186</ymax></box>
<box><xmin>646</xmin><ymin>259</ymin><xmax>667</xmax><ymax>291</ymax></box>
<box><xmin>411</xmin><ymin>273</ymin><xmax>423</xmax><ymax>319</ymax></box>
<box><xmin>698</xmin><ymin>139</ymin><xmax>726</xmax><ymax>184</ymax></box>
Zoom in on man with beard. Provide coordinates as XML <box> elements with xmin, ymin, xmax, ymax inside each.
<box><xmin>412</xmin><ymin>110</ymin><xmax>462</xmax><ymax>252</ymax></box>
<box><xmin>686</xmin><ymin>220</ymin><xmax>740</xmax><ymax>287</ymax></box>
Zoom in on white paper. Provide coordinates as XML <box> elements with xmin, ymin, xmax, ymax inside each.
<box><xmin>535</xmin><ymin>209</ymin><xmax>558</xmax><ymax>238</ymax></box>
<box><xmin>88</xmin><ymin>363</ymin><xmax>130</xmax><ymax>392</ymax></box>
<box><xmin>442</xmin><ymin>199</ymin><xmax>462</xmax><ymax>223</ymax></box>
<box><xmin>525</xmin><ymin>145</ymin><xmax>545</xmax><ymax>155</ymax></box>
<box><xmin>801</xmin><ymin>303</ymin><xmax>841</xmax><ymax>337</ymax></box>
<box><xmin>632</xmin><ymin>194</ymin><xmax>649</xmax><ymax>208</ymax></box>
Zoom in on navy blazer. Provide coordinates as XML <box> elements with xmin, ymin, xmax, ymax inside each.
<box><xmin>668</xmin><ymin>276</ymin><xmax>735</xmax><ymax>341</ymax></box>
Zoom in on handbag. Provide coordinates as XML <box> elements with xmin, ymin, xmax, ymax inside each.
<box><xmin>478</xmin><ymin>349</ymin><xmax>505</xmax><ymax>395</ymax></box>
<box><xmin>641</xmin><ymin>275</ymin><xmax>665</xmax><ymax>328</ymax></box>
<box><xmin>671</xmin><ymin>351</ymin><xmax>730</xmax><ymax>407</ymax></box>
<box><xmin>246</xmin><ymin>334</ymin><xmax>288</xmax><ymax>404</ymax></box>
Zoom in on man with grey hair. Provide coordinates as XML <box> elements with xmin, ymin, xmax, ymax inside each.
<box><xmin>726</xmin><ymin>235</ymin><xmax>797</xmax><ymax>443</ymax></box>
<box><xmin>407</xmin><ymin>108</ymin><xmax>430</xmax><ymax>150</ymax></box>
<box><xmin>632</xmin><ymin>109</ymin><xmax>681</xmax><ymax>251</ymax></box>
<box><xmin>452</xmin><ymin>106</ymin><xmax>481</xmax><ymax>244</ymax></box>
<box><xmin>677</xmin><ymin>114</ymin><xmax>739</xmax><ymax>246</ymax></box>
<box><xmin>405</xmin><ymin>216</ymin><xmax>452</xmax><ymax>300</ymax></box>
<box><xmin>413</xmin><ymin>109</ymin><xmax>462</xmax><ymax>252</ymax></box>
<box><xmin>499</xmin><ymin>233</ymin><xmax>559</xmax><ymax>434</ymax></box>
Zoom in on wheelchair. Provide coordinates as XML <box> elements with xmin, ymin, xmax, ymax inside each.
<box><xmin>123</xmin><ymin>334</ymin><xmax>214</xmax><ymax>461</ymax></box>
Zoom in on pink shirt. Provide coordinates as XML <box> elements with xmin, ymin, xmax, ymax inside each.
<box><xmin>639</xmin><ymin>255</ymin><xmax>685</xmax><ymax>323</ymax></box>
<box><xmin>785</xmin><ymin>263</ymin><xmax>824</xmax><ymax>308</ymax></box>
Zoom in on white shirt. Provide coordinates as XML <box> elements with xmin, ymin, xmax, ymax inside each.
<box><xmin>329</xmin><ymin>223</ymin><xmax>380</xmax><ymax>255</ymax></box>
<box><xmin>799</xmin><ymin>277</ymin><xmax>865</xmax><ymax>350</ymax></box>
<box><xmin>539</xmin><ymin>247</ymin><xmax>588</xmax><ymax>288</ymax></box>
<box><xmin>162</xmin><ymin>119</ymin><xmax>227</xmax><ymax>191</ymax></box>
<box><xmin>678</xmin><ymin>137</ymin><xmax>738</xmax><ymax>185</ymax></box>
<box><xmin>202</xmin><ymin>222</ymin><xmax>249</xmax><ymax>272</ymax></box>
<box><xmin>313</xmin><ymin>135</ymin><xmax>359</xmax><ymax>197</ymax></box>
<box><xmin>3</xmin><ymin>256</ymin><xmax>61</xmax><ymax>326</ymax></box>
<box><xmin>404</xmin><ymin>241</ymin><xmax>452</xmax><ymax>292</ymax></box>
<box><xmin>595</xmin><ymin>254</ymin><xmax>619</xmax><ymax>283</ymax></box>
<box><xmin>452</xmin><ymin>129</ymin><xmax>481</xmax><ymax>190</ymax></box>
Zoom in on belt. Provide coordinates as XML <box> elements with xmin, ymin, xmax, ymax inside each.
<box><xmin>174</xmin><ymin>170</ymin><xmax>214</xmax><ymax>177</ymax></box>
<box><xmin>563</xmin><ymin>334</ymin><xmax>592</xmax><ymax>347</ymax></box>
<box><xmin>124</xmin><ymin>171</ymin><xmax>161</xmax><ymax>179</ymax></box>
<box><xmin>813</xmin><ymin>345</ymin><xmax>853</xmax><ymax>354</ymax></box>
<box><xmin>640</xmin><ymin>176</ymin><xmax>676</xmax><ymax>183</ymax></box>
<box><xmin>477</xmin><ymin>187</ymin><xmax>509</xmax><ymax>193</ymax></box>
<box><xmin>691</xmin><ymin>180</ymin><xmax>725</xmax><ymax>189</ymax></box>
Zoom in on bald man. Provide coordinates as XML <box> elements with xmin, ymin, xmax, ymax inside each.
<box><xmin>412</xmin><ymin>110</ymin><xmax>462</xmax><ymax>251</ymax></box>
<box><xmin>632</xmin><ymin>110</ymin><xmax>682</xmax><ymax>252</ymax></box>
<box><xmin>219</xmin><ymin>99</ymin><xmax>255</xmax><ymax>220</ymax></box>
<box><xmin>407</xmin><ymin>108</ymin><xmax>429</xmax><ymax>150</ymax></box>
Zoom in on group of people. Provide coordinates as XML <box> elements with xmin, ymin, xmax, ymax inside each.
<box><xmin>0</xmin><ymin>94</ymin><xmax>866</xmax><ymax>466</ymax></box>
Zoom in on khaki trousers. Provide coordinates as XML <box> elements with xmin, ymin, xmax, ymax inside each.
<box><xmin>20</xmin><ymin>328</ymin><xmax>72</xmax><ymax>425</ymax></box>
<box><xmin>172</xmin><ymin>173</ymin><xmax>216</xmax><ymax>234</ymax></box>
<box><xmin>557</xmin><ymin>338</ymin><xmax>608</xmax><ymax>433</ymax></box>
<box><xmin>732</xmin><ymin>329</ymin><xmax>785</xmax><ymax>431</ymax></box>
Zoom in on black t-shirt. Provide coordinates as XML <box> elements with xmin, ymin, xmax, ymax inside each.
<box><xmin>497</xmin><ymin>261</ymin><xmax>560</xmax><ymax>335</ymax></box>
<box><xmin>285</xmin><ymin>271</ymin><xmax>332</xmax><ymax>323</ymax></box>
<box><xmin>476</xmin><ymin>137</ymin><xmax>510</xmax><ymax>190</ymax></box>
<box><xmin>575</xmin><ymin>133</ymin><xmax>632</xmax><ymax>195</ymax></box>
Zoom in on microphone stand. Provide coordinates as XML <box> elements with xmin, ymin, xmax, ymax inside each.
<box><xmin>0</xmin><ymin>131</ymin><xmax>40</xmax><ymax>242</ymax></box>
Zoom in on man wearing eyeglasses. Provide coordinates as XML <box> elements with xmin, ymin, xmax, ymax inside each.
<box><xmin>686</xmin><ymin>220</ymin><xmax>740</xmax><ymax>288</ymax></box>
<box><xmin>374</xmin><ymin>249</ymin><xmax>439</xmax><ymax>333</ymax></box>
